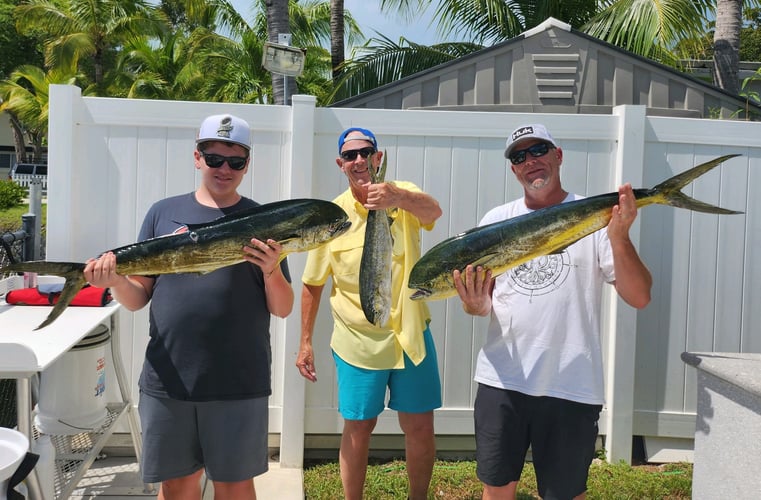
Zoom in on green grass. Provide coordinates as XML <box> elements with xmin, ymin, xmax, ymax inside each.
<box><xmin>0</xmin><ymin>203</ymin><xmax>46</xmax><ymax>233</ymax></box>
<box><xmin>303</xmin><ymin>458</ymin><xmax>692</xmax><ymax>499</ymax></box>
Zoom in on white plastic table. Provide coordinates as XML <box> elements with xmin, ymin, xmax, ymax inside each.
<box><xmin>0</xmin><ymin>301</ymin><xmax>143</xmax><ymax>499</ymax></box>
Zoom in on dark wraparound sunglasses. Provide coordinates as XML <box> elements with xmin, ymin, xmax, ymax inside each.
<box><xmin>509</xmin><ymin>142</ymin><xmax>554</xmax><ymax>165</ymax></box>
<box><xmin>201</xmin><ymin>152</ymin><xmax>248</xmax><ymax>170</ymax></box>
<box><xmin>341</xmin><ymin>147</ymin><xmax>376</xmax><ymax>161</ymax></box>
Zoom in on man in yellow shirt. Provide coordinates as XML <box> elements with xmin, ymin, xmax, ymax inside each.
<box><xmin>296</xmin><ymin>127</ymin><xmax>443</xmax><ymax>500</ymax></box>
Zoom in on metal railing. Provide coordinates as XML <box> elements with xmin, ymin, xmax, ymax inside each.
<box><xmin>1</xmin><ymin>181</ymin><xmax>45</xmax><ymax>430</ymax></box>
<box><xmin>1</xmin><ymin>180</ymin><xmax>44</xmax><ymax>279</ymax></box>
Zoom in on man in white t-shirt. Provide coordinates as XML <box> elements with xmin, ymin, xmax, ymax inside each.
<box><xmin>453</xmin><ymin>124</ymin><xmax>653</xmax><ymax>500</ymax></box>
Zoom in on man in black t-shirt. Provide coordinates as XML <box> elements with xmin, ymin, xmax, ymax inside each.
<box><xmin>84</xmin><ymin>114</ymin><xmax>294</xmax><ymax>500</ymax></box>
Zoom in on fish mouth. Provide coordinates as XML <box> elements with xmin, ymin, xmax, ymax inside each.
<box><xmin>332</xmin><ymin>220</ymin><xmax>352</xmax><ymax>236</ymax></box>
<box><xmin>410</xmin><ymin>288</ymin><xmax>431</xmax><ymax>300</ymax></box>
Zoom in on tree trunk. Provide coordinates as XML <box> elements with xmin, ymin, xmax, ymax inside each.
<box><xmin>266</xmin><ymin>0</ymin><xmax>295</xmax><ymax>105</ymax></box>
<box><xmin>7</xmin><ymin>111</ymin><xmax>28</xmax><ymax>164</ymax></box>
<box><xmin>713</xmin><ymin>0</ymin><xmax>742</xmax><ymax>96</ymax></box>
<box><xmin>330</xmin><ymin>0</ymin><xmax>345</xmax><ymax>82</ymax></box>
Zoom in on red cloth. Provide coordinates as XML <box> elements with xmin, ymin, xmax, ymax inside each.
<box><xmin>5</xmin><ymin>285</ymin><xmax>112</xmax><ymax>307</ymax></box>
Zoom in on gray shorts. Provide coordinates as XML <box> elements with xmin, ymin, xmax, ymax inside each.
<box><xmin>138</xmin><ymin>392</ymin><xmax>269</xmax><ymax>483</ymax></box>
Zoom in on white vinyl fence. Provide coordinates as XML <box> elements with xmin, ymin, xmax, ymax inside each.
<box><xmin>45</xmin><ymin>85</ymin><xmax>761</xmax><ymax>468</ymax></box>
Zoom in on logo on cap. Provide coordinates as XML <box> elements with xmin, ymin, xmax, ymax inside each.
<box><xmin>216</xmin><ymin>116</ymin><xmax>234</xmax><ymax>139</ymax></box>
<box><xmin>512</xmin><ymin>126</ymin><xmax>535</xmax><ymax>142</ymax></box>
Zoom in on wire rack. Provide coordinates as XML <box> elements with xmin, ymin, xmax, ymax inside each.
<box><xmin>34</xmin><ymin>402</ymin><xmax>129</xmax><ymax>500</ymax></box>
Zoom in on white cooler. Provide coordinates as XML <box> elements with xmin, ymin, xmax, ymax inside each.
<box><xmin>35</xmin><ymin>324</ymin><xmax>110</xmax><ymax>435</ymax></box>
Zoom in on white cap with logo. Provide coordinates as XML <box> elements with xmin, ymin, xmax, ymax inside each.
<box><xmin>196</xmin><ymin>114</ymin><xmax>251</xmax><ymax>150</ymax></box>
<box><xmin>504</xmin><ymin>124</ymin><xmax>557</xmax><ymax>159</ymax></box>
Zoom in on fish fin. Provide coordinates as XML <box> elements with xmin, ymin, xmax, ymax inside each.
<box><xmin>378</xmin><ymin>150</ymin><xmax>387</xmax><ymax>182</ymax></box>
<box><xmin>472</xmin><ymin>253</ymin><xmax>500</xmax><ymax>268</ymax></box>
<box><xmin>370</xmin><ymin>150</ymin><xmax>388</xmax><ymax>184</ymax></box>
<box><xmin>36</xmin><ymin>272</ymin><xmax>89</xmax><ymax>330</ymax></box>
<box><xmin>0</xmin><ymin>261</ymin><xmax>90</xmax><ymax>329</ymax></box>
<box><xmin>653</xmin><ymin>154</ymin><xmax>744</xmax><ymax>214</ymax></box>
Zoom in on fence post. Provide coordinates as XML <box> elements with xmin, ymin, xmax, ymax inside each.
<box><xmin>21</xmin><ymin>214</ymin><xmax>36</xmax><ymax>262</ymax></box>
<box><xmin>25</xmin><ymin>180</ymin><xmax>43</xmax><ymax>260</ymax></box>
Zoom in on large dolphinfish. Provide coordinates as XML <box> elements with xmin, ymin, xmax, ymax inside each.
<box><xmin>2</xmin><ymin>198</ymin><xmax>351</xmax><ymax>329</ymax></box>
<box><xmin>359</xmin><ymin>152</ymin><xmax>393</xmax><ymax>327</ymax></box>
<box><xmin>408</xmin><ymin>154</ymin><xmax>743</xmax><ymax>301</ymax></box>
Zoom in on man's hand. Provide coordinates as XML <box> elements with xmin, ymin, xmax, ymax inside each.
<box><xmin>296</xmin><ymin>342</ymin><xmax>317</xmax><ymax>382</ymax></box>
<box><xmin>453</xmin><ymin>265</ymin><xmax>493</xmax><ymax>317</ymax></box>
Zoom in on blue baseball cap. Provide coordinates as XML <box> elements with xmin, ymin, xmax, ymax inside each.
<box><xmin>338</xmin><ymin>127</ymin><xmax>378</xmax><ymax>153</ymax></box>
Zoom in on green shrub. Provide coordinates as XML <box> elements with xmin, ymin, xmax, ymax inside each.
<box><xmin>0</xmin><ymin>180</ymin><xmax>26</xmax><ymax>210</ymax></box>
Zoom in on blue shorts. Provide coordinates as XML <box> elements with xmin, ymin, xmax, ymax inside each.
<box><xmin>138</xmin><ymin>392</ymin><xmax>269</xmax><ymax>483</ymax></box>
<box><xmin>333</xmin><ymin>326</ymin><xmax>442</xmax><ymax>420</ymax></box>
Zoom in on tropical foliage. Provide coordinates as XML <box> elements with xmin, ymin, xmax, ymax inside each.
<box><xmin>2</xmin><ymin>0</ymin><xmax>761</xmax><ymax>162</ymax></box>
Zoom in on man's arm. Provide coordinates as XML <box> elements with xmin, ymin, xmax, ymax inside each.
<box><xmin>608</xmin><ymin>184</ymin><xmax>652</xmax><ymax>309</ymax></box>
<box><xmin>395</xmin><ymin>189</ymin><xmax>442</xmax><ymax>226</ymax></box>
<box><xmin>365</xmin><ymin>183</ymin><xmax>442</xmax><ymax>226</ymax></box>
<box><xmin>296</xmin><ymin>283</ymin><xmax>324</xmax><ymax>382</ymax></box>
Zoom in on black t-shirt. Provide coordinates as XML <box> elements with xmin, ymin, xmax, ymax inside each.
<box><xmin>137</xmin><ymin>192</ymin><xmax>290</xmax><ymax>401</ymax></box>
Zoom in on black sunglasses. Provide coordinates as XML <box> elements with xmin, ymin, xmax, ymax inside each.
<box><xmin>201</xmin><ymin>152</ymin><xmax>248</xmax><ymax>170</ymax></box>
<box><xmin>340</xmin><ymin>147</ymin><xmax>376</xmax><ymax>161</ymax></box>
<box><xmin>509</xmin><ymin>142</ymin><xmax>553</xmax><ymax>165</ymax></box>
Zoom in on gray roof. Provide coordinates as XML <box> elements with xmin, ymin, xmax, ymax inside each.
<box><xmin>334</xmin><ymin>18</ymin><xmax>761</xmax><ymax>120</ymax></box>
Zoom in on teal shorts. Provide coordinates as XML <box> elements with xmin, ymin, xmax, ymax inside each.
<box><xmin>333</xmin><ymin>326</ymin><xmax>442</xmax><ymax>420</ymax></box>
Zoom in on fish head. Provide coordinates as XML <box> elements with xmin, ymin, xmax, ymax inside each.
<box><xmin>332</xmin><ymin>219</ymin><xmax>352</xmax><ymax>238</ymax></box>
<box><xmin>286</xmin><ymin>206</ymin><xmax>351</xmax><ymax>252</ymax></box>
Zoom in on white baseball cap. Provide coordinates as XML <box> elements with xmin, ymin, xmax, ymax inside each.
<box><xmin>504</xmin><ymin>124</ymin><xmax>557</xmax><ymax>159</ymax></box>
<box><xmin>196</xmin><ymin>114</ymin><xmax>251</xmax><ymax>150</ymax></box>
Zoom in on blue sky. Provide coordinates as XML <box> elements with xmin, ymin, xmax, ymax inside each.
<box><xmin>229</xmin><ymin>0</ymin><xmax>447</xmax><ymax>46</ymax></box>
<box><xmin>344</xmin><ymin>0</ymin><xmax>443</xmax><ymax>45</ymax></box>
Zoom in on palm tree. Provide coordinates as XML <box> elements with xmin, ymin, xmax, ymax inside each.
<box><xmin>0</xmin><ymin>65</ymin><xmax>80</xmax><ymax>161</ymax></box>
<box><xmin>180</xmin><ymin>27</ymin><xmax>272</xmax><ymax>103</ymax></box>
<box><xmin>14</xmin><ymin>0</ymin><xmax>168</xmax><ymax>95</ymax></box>
<box><xmin>330</xmin><ymin>35</ymin><xmax>482</xmax><ymax>102</ymax></box>
<box><xmin>714</xmin><ymin>0</ymin><xmax>743</xmax><ymax>94</ymax></box>
<box><xmin>174</xmin><ymin>0</ymin><xmax>339</xmax><ymax>105</ymax></box>
<box><xmin>110</xmin><ymin>30</ymin><xmax>191</xmax><ymax>100</ymax></box>
<box><xmin>265</xmin><ymin>0</ymin><xmax>292</xmax><ymax>104</ymax></box>
<box><xmin>330</xmin><ymin>0</ymin><xmax>345</xmax><ymax>81</ymax></box>
<box><xmin>583</xmin><ymin>0</ymin><xmax>714</xmax><ymax>66</ymax></box>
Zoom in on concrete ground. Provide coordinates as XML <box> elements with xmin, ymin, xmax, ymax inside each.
<box><xmin>68</xmin><ymin>455</ymin><xmax>304</xmax><ymax>500</ymax></box>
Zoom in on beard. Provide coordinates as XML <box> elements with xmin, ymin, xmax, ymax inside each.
<box><xmin>526</xmin><ymin>175</ymin><xmax>549</xmax><ymax>191</ymax></box>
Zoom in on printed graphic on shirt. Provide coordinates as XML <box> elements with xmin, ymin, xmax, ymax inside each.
<box><xmin>506</xmin><ymin>250</ymin><xmax>571</xmax><ymax>297</ymax></box>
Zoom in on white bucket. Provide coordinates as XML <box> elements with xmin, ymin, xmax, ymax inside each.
<box><xmin>35</xmin><ymin>324</ymin><xmax>110</xmax><ymax>435</ymax></box>
<box><xmin>0</xmin><ymin>427</ymin><xmax>29</xmax><ymax>500</ymax></box>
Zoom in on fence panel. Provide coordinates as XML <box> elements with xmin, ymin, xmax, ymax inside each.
<box><xmin>43</xmin><ymin>85</ymin><xmax>761</xmax><ymax>465</ymax></box>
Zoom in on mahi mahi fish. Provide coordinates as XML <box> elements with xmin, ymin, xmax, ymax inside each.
<box><xmin>359</xmin><ymin>152</ymin><xmax>393</xmax><ymax>327</ymax></box>
<box><xmin>2</xmin><ymin>198</ymin><xmax>351</xmax><ymax>329</ymax></box>
<box><xmin>408</xmin><ymin>154</ymin><xmax>743</xmax><ymax>301</ymax></box>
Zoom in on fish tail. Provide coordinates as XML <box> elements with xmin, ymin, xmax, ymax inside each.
<box><xmin>2</xmin><ymin>261</ymin><xmax>88</xmax><ymax>329</ymax></box>
<box><xmin>370</xmin><ymin>150</ymin><xmax>388</xmax><ymax>184</ymax></box>
<box><xmin>651</xmin><ymin>154</ymin><xmax>744</xmax><ymax>215</ymax></box>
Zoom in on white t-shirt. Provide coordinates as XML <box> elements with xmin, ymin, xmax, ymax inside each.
<box><xmin>474</xmin><ymin>193</ymin><xmax>615</xmax><ymax>405</ymax></box>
